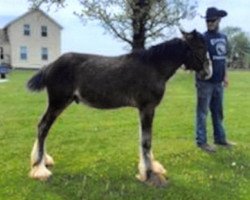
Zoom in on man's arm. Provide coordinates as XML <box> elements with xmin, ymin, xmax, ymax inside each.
<box><xmin>223</xmin><ymin>35</ymin><xmax>229</xmax><ymax>87</ymax></box>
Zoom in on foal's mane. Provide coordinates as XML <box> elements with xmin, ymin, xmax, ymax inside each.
<box><xmin>132</xmin><ymin>38</ymin><xmax>188</xmax><ymax>63</ymax></box>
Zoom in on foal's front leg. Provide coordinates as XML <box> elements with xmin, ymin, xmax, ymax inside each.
<box><xmin>136</xmin><ymin>106</ymin><xmax>168</xmax><ymax>187</ymax></box>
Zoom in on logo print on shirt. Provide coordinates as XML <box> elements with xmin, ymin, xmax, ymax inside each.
<box><xmin>216</xmin><ymin>42</ymin><xmax>226</xmax><ymax>56</ymax></box>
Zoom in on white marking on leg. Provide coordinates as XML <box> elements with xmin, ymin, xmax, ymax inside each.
<box><xmin>137</xmin><ymin>127</ymin><xmax>166</xmax><ymax>181</ymax></box>
<box><xmin>137</xmin><ymin>125</ymin><xmax>152</xmax><ymax>181</ymax></box>
<box><xmin>31</xmin><ymin>140</ymin><xmax>39</xmax><ymax>166</ymax></box>
<box><xmin>30</xmin><ymin>140</ymin><xmax>53</xmax><ymax>180</ymax></box>
<box><xmin>45</xmin><ymin>153</ymin><xmax>54</xmax><ymax>166</ymax></box>
<box><xmin>152</xmin><ymin>160</ymin><xmax>167</xmax><ymax>175</ymax></box>
<box><xmin>150</xmin><ymin>150</ymin><xmax>166</xmax><ymax>174</ymax></box>
<box><xmin>137</xmin><ymin>150</ymin><xmax>147</xmax><ymax>181</ymax></box>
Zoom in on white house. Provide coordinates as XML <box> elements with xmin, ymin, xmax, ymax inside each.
<box><xmin>0</xmin><ymin>8</ymin><xmax>62</xmax><ymax>69</ymax></box>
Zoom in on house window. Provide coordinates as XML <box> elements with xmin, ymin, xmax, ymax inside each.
<box><xmin>20</xmin><ymin>46</ymin><xmax>28</xmax><ymax>60</ymax></box>
<box><xmin>0</xmin><ymin>47</ymin><xmax>3</xmax><ymax>59</ymax></box>
<box><xmin>41</xmin><ymin>26</ymin><xmax>47</xmax><ymax>37</ymax></box>
<box><xmin>41</xmin><ymin>47</ymin><xmax>48</xmax><ymax>60</ymax></box>
<box><xmin>23</xmin><ymin>24</ymin><xmax>30</xmax><ymax>36</ymax></box>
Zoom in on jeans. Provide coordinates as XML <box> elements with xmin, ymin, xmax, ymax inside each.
<box><xmin>195</xmin><ymin>80</ymin><xmax>226</xmax><ymax>145</ymax></box>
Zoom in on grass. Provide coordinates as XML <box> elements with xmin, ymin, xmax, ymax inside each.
<box><xmin>0</xmin><ymin>70</ymin><xmax>249</xmax><ymax>200</ymax></box>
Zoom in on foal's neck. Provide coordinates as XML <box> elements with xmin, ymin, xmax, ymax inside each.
<box><xmin>140</xmin><ymin>38</ymin><xmax>188</xmax><ymax>64</ymax></box>
<box><xmin>154</xmin><ymin>39</ymin><xmax>188</xmax><ymax>80</ymax></box>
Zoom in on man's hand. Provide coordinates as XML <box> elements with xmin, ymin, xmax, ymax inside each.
<box><xmin>223</xmin><ymin>75</ymin><xmax>229</xmax><ymax>88</ymax></box>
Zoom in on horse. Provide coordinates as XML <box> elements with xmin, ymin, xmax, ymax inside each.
<box><xmin>27</xmin><ymin>30</ymin><xmax>212</xmax><ymax>187</ymax></box>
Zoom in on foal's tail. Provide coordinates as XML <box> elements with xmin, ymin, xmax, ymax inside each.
<box><xmin>27</xmin><ymin>67</ymin><xmax>48</xmax><ymax>92</ymax></box>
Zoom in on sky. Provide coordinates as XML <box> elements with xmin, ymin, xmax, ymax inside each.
<box><xmin>0</xmin><ymin>0</ymin><xmax>250</xmax><ymax>56</ymax></box>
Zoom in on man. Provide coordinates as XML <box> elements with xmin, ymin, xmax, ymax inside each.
<box><xmin>195</xmin><ymin>7</ymin><xmax>234</xmax><ymax>153</ymax></box>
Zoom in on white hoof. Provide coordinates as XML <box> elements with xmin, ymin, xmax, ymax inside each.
<box><xmin>29</xmin><ymin>164</ymin><xmax>52</xmax><ymax>181</ymax></box>
<box><xmin>45</xmin><ymin>154</ymin><xmax>55</xmax><ymax>166</ymax></box>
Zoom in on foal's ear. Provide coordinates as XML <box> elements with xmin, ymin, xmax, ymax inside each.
<box><xmin>191</xmin><ymin>29</ymin><xmax>198</xmax><ymax>37</ymax></box>
<box><xmin>180</xmin><ymin>28</ymin><xmax>187</xmax><ymax>37</ymax></box>
<box><xmin>180</xmin><ymin>29</ymin><xmax>197</xmax><ymax>40</ymax></box>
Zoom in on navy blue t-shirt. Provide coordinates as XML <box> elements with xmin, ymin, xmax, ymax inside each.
<box><xmin>198</xmin><ymin>31</ymin><xmax>228</xmax><ymax>83</ymax></box>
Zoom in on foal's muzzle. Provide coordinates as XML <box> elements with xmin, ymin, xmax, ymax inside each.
<box><xmin>196</xmin><ymin>56</ymin><xmax>213</xmax><ymax>80</ymax></box>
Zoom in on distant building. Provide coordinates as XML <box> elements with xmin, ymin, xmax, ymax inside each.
<box><xmin>0</xmin><ymin>8</ymin><xmax>62</xmax><ymax>69</ymax></box>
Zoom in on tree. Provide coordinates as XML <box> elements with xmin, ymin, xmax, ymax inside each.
<box><xmin>28</xmin><ymin>0</ymin><xmax>197</xmax><ymax>51</ymax></box>
<box><xmin>222</xmin><ymin>27</ymin><xmax>250</xmax><ymax>69</ymax></box>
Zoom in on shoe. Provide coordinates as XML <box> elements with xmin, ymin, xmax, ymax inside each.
<box><xmin>198</xmin><ymin>143</ymin><xmax>216</xmax><ymax>153</ymax></box>
<box><xmin>215</xmin><ymin>141</ymin><xmax>236</xmax><ymax>148</ymax></box>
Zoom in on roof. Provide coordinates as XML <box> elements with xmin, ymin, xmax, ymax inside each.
<box><xmin>4</xmin><ymin>8</ymin><xmax>63</xmax><ymax>30</ymax></box>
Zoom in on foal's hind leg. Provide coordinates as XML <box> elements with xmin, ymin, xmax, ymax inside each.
<box><xmin>30</xmin><ymin>100</ymin><xmax>71</xmax><ymax>181</ymax></box>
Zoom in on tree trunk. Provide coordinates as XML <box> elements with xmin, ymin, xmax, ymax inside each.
<box><xmin>131</xmin><ymin>0</ymin><xmax>150</xmax><ymax>51</ymax></box>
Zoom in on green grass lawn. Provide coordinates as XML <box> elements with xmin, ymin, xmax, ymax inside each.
<box><xmin>0</xmin><ymin>70</ymin><xmax>249</xmax><ymax>200</ymax></box>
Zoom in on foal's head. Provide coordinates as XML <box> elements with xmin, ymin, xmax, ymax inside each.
<box><xmin>181</xmin><ymin>30</ymin><xmax>212</xmax><ymax>80</ymax></box>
